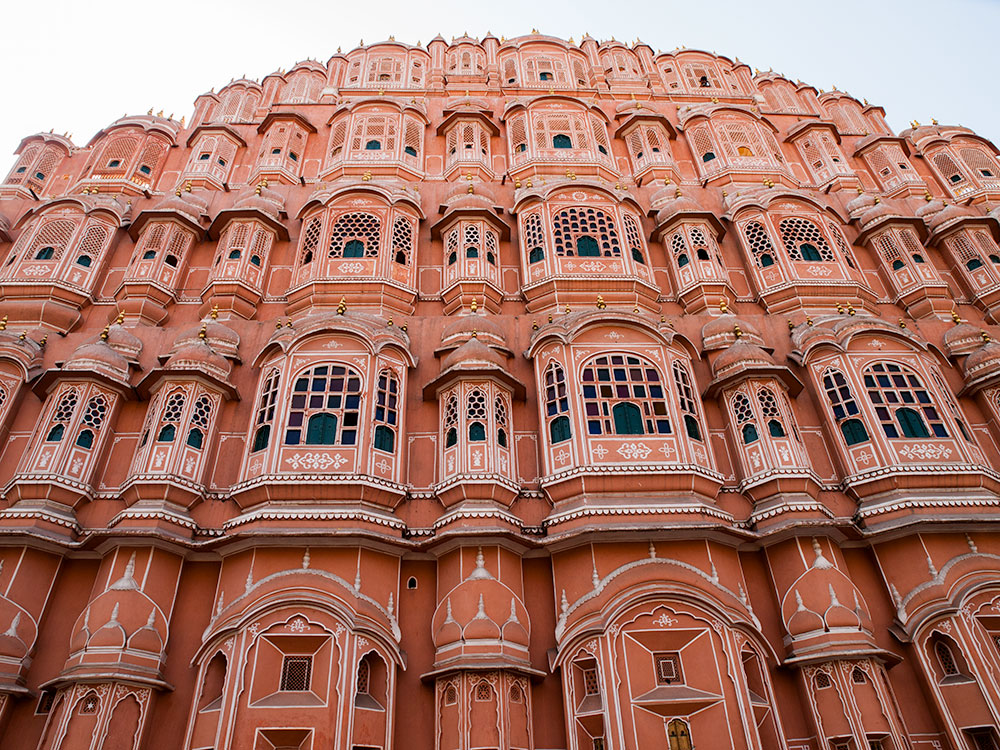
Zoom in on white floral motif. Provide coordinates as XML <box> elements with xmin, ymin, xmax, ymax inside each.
<box><xmin>71</xmin><ymin>457</ymin><xmax>83</xmax><ymax>475</ymax></box>
<box><xmin>868</xmin><ymin>339</ymin><xmax>885</xmax><ymax>350</ymax></box>
<box><xmin>322</xmin><ymin>340</ymin><xmax>342</xmax><ymax>349</ymax></box>
<box><xmin>447</xmin><ymin>455</ymin><xmax>455</xmax><ymax>472</ymax></box>
<box><xmin>374</xmin><ymin>458</ymin><xmax>391</xmax><ymax>473</ymax></box>
<box><xmin>472</xmin><ymin>450</ymin><xmax>482</xmax><ymax>468</ymax></box>
<box><xmin>184</xmin><ymin>457</ymin><xmax>196</xmax><ymax>473</ymax></box>
<box><xmin>618</xmin><ymin>443</ymin><xmax>652</xmax><ymax>460</ymax></box>
<box><xmin>855</xmin><ymin>450</ymin><xmax>873</xmax><ymax>465</ymax></box>
<box><xmin>555</xmin><ymin>449</ymin><xmax>571</xmax><ymax>464</ymax></box>
<box><xmin>338</xmin><ymin>262</ymin><xmax>365</xmax><ymax>273</ymax></box>
<box><xmin>658</xmin><ymin>443</ymin><xmax>676</xmax><ymax>459</ymax></box>
<box><xmin>592</xmin><ymin>444</ymin><xmax>608</xmax><ymax>459</ymax></box>
<box><xmin>38</xmin><ymin>451</ymin><xmax>51</xmax><ymax>469</ymax></box>
<box><xmin>580</xmin><ymin>261</ymin><xmax>606</xmax><ymax>273</ymax></box>
<box><xmin>22</xmin><ymin>265</ymin><xmax>52</xmax><ymax>277</ymax></box>
<box><xmin>250</xmin><ymin>459</ymin><xmax>263</xmax><ymax>474</ymax></box>
<box><xmin>655</xmin><ymin>613</ymin><xmax>678</xmax><ymax>627</ymax></box>
<box><xmin>285</xmin><ymin>452</ymin><xmax>348</xmax><ymax>470</ymax></box>
<box><xmin>805</xmin><ymin>265</ymin><xmax>832</xmax><ymax>277</ymax></box>
<box><xmin>777</xmin><ymin>445</ymin><xmax>791</xmax><ymax>462</ymax></box>
<box><xmin>898</xmin><ymin>444</ymin><xmax>952</xmax><ymax>461</ymax></box>
<box><xmin>606</xmin><ymin>331</ymin><xmax>623</xmax><ymax>342</ymax></box>
<box><xmin>288</xmin><ymin>617</ymin><xmax>310</xmax><ymax>633</ymax></box>
<box><xmin>248</xmin><ymin>623</ymin><xmax>260</xmax><ymax>636</ymax></box>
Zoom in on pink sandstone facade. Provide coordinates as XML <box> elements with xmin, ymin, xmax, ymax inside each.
<box><xmin>2</xmin><ymin>30</ymin><xmax>1000</xmax><ymax>750</ymax></box>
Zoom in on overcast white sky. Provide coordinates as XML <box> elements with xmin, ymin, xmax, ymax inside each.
<box><xmin>2</xmin><ymin>0</ymin><xmax>997</xmax><ymax>159</ymax></box>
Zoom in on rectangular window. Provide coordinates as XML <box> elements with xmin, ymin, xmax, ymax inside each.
<box><xmin>280</xmin><ymin>655</ymin><xmax>312</xmax><ymax>691</ymax></box>
<box><xmin>968</xmin><ymin>729</ymin><xmax>999</xmax><ymax>750</ymax></box>
<box><xmin>35</xmin><ymin>690</ymin><xmax>56</xmax><ymax>715</ymax></box>
<box><xmin>583</xmin><ymin>667</ymin><xmax>600</xmax><ymax>696</ymax></box>
<box><xmin>654</xmin><ymin>652</ymin><xmax>684</xmax><ymax>684</ymax></box>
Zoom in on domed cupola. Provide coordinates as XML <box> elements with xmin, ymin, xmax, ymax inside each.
<box><xmin>430</xmin><ymin>547</ymin><xmax>533</xmax><ymax>675</ymax></box>
<box><xmin>943</xmin><ymin>311</ymin><xmax>987</xmax><ymax>358</ymax></box>
<box><xmin>845</xmin><ymin>189</ymin><xmax>877</xmax><ymax>220</ymax></box>
<box><xmin>61</xmin><ymin>333</ymin><xmax>132</xmax><ymax>390</ymax></box>
<box><xmin>700</xmin><ymin>303</ymin><xmax>766</xmax><ymax>353</ymax></box>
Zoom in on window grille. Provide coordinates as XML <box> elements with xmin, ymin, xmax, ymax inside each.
<box><xmin>822</xmin><ymin>368</ymin><xmax>869</xmax><ymax>446</ymax></box>
<box><xmin>815</xmin><ymin>671</ymin><xmax>832</xmax><ymax>689</ymax></box>
<box><xmin>188</xmin><ymin>395</ymin><xmax>213</xmax><ymax>449</ymax></box>
<box><xmin>778</xmin><ymin>218</ymin><xmax>834</xmax><ymax>262</ymax></box>
<box><xmin>622</xmin><ymin>214</ymin><xmax>645</xmax><ymax>264</ymax></box>
<box><xmin>444</xmin><ymin>393</ymin><xmax>459</xmax><ymax>448</ymax></box>
<box><xmin>252</xmin><ymin>369</ymin><xmax>280</xmax><ymax>452</ymax></box>
<box><xmin>356</xmin><ymin>656</ymin><xmax>370</xmax><ymax>695</ymax></box>
<box><xmin>467</xmin><ymin>388</ymin><xmax>487</xmax><ymax>442</ymax></box>
<box><xmin>374</xmin><ymin>370</ymin><xmax>399</xmax><ymax>453</ymax></box>
<box><xmin>931</xmin><ymin>370</ymin><xmax>974</xmax><ymax>444</ymax></box>
<box><xmin>852</xmin><ymin>668</ymin><xmax>867</xmax><ymax>683</ymax></box>
<box><xmin>95</xmin><ymin>136</ymin><xmax>139</xmax><ymax>175</ymax></box>
<box><xmin>935</xmin><ymin>640</ymin><xmax>959</xmax><ymax>676</ymax></box>
<box><xmin>474</xmin><ymin>682</ymin><xmax>492</xmax><ymax>701</ymax></box>
<box><xmin>742</xmin><ymin>221</ymin><xmax>777</xmax><ymax>268</ymax></box>
<box><xmin>552</xmin><ymin>207</ymin><xmax>621</xmax><ymax>257</ymax></box>
<box><xmin>933</xmin><ymin>151</ymin><xmax>965</xmax><ymax>185</ymax></box>
<box><xmin>280</xmin><ymin>655</ymin><xmax>312</xmax><ymax>691</ymax></box>
<box><xmin>495</xmin><ymin>395</ymin><xmax>509</xmax><ymax>447</ymax></box>
<box><xmin>6</xmin><ymin>145</ymin><xmax>39</xmax><ymax>184</ymax></box>
<box><xmin>350</xmin><ymin>116</ymin><xmax>397</xmax><ymax>155</ymax></box>
<box><xmin>444</xmin><ymin>684</ymin><xmax>458</xmax><ymax>704</ymax></box>
<box><xmin>285</xmin><ymin>364</ymin><xmax>363</xmax><ymax>446</ymax></box>
<box><xmin>863</xmin><ymin>362</ymin><xmax>947</xmax><ymax>439</ymax></box>
<box><xmin>35</xmin><ymin>690</ymin><xmax>55</xmax><ymax>715</ymax></box>
<box><xmin>523</xmin><ymin>212</ymin><xmax>545</xmax><ymax>262</ymax></box>
<box><xmin>582</xmin><ymin>667</ymin><xmax>600</xmax><ymax>695</ymax></box>
<box><xmin>328</xmin><ymin>121</ymin><xmax>348</xmax><ymax>161</ymax></box>
<box><xmin>328</xmin><ymin>213</ymin><xmax>381</xmax><ymax>258</ymax></box>
<box><xmin>545</xmin><ymin>362</ymin><xmax>571</xmax><ymax>444</ymax></box>
<box><xmin>28</xmin><ymin>219</ymin><xmax>77</xmax><ymax>263</ymax></box>
<box><xmin>654</xmin><ymin>652</ymin><xmax>683</xmax><ymax>684</ymax></box>
<box><xmin>581</xmin><ymin>354</ymin><xmax>671</xmax><ymax>436</ymax></box>
<box><xmin>299</xmin><ymin>216</ymin><xmax>323</xmax><ymax>265</ymax></box>
<box><xmin>672</xmin><ymin>362</ymin><xmax>702</xmax><ymax>441</ymax></box>
<box><xmin>533</xmin><ymin>112</ymin><xmax>591</xmax><ymax>151</ymax></box>
<box><xmin>732</xmin><ymin>392</ymin><xmax>758</xmax><ymax>444</ymax></box>
<box><xmin>80</xmin><ymin>694</ymin><xmax>99</xmax><ymax>714</ymax></box>
<box><xmin>509</xmin><ymin>683</ymin><xmax>523</xmax><ymax>703</ymax></box>
<box><xmin>391</xmin><ymin>217</ymin><xmax>412</xmax><ymax>265</ymax></box>
<box><xmin>758</xmin><ymin>388</ymin><xmax>787</xmax><ymax>438</ymax></box>
<box><xmin>960</xmin><ymin>147</ymin><xmax>1000</xmax><ymax>180</ymax></box>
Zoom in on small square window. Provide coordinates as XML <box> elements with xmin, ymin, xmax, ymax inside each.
<box><xmin>280</xmin><ymin>655</ymin><xmax>312</xmax><ymax>691</ymax></box>
<box><xmin>583</xmin><ymin>667</ymin><xmax>600</xmax><ymax>695</ymax></box>
<box><xmin>654</xmin><ymin>652</ymin><xmax>683</xmax><ymax>684</ymax></box>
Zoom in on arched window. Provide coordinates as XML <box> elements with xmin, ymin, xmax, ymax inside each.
<box><xmin>392</xmin><ymin>217</ymin><xmax>413</xmax><ymax>265</ymax></box>
<box><xmin>667</xmin><ymin>718</ymin><xmax>693</xmax><ymax>750</ymax></box>
<box><xmin>673</xmin><ymin>361</ymin><xmax>703</xmax><ymax>442</ymax></box>
<box><xmin>863</xmin><ymin>362</ymin><xmax>947</xmax><ymax>439</ymax></box>
<box><xmin>444</xmin><ymin>394</ymin><xmax>458</xmax><ymax>448</ymax></box>
<box><xmin>581</xmin><ymin>354</ymin><xmax>670</xmax><ymax>436</ymax></box>
<box><xmin>577</xmin><ymin>236</ymin><xmax>600</xmax><ymax>256</ymax></box>
<box><xmin>373</xmin><ymin>370</ymin><xmax>399</xmax><ymax>453</ymax></box>
<box><xmin>524</xmin><ymin>212</ymin><xmax>545</xmax><ymax>264</ymax></box>
<box><xmin>187</xmin><ymin>395</ymin><xmax>212</xmax><ymax>450</ymax></box>
<box><xmin>733</xmin><ymin>392</ymin><xmax>758</xmax><ymax>444</ymax></box>
<box><xmin>743</xmin><ymin>221</ymin><xmax>776</xmax><ymax>268</ymax></box>
<box><xmin>935</xmin><ymin>639</ymin><xmax>960</xmax><ymax>677</ymax></box>
<box><xmin>328</xmin><ymin>213</ymin><xmax>380</xmax><ymax>259</ymax></box>
<box><xmin>553</xmin><ymin>133</ymin><xmax>572</xmax><ymax>149</ymax></box>
<box><xmin>46</xmin><ymin>389</ymin><xmax>79</xmax><ymax>442</ymax></box>
<box><xmin>552</xmin><ymin>207</ymin><xmax>621</xmax><ymax>257</ymax></box>
<box><xmin>545</xmin><ymin>362</ymin><xmax>571</xmax><ymax>444</ymax></box>
<box><xmin>823</xmin><ymin>368</ymin><xmax>870</xmax><ymax>444</ymax></box>
<box><xmin>758</xmin><ymin>388</ymin><xmax>787</xmax><ymax>438</ymax></box>
<box><xmin>286</xmin><ymin>364</ymin><xmax>363</xmax><ymax>446</ymax></box>
<box><xmin>299</xmin><ymin>216</ymin><xmax>322</xmax><ymax>266</ymax></box>
<box><xmin>365</xmin><ymin>139</ymin><xmax>381</xmax><ymax>150</ymax></box>
<box><xmin>778</xmin><ymin>218</ymin><xmax>835</xmax><ymax>262</ymax></box>
<box><xmin>467</xmin><ymin>389</ymin><xmax>487</xmax><ymax>441</ymax></box>
<box><xmin>156</xmin><ymin>391</ymin><xmax>185</xmax><ymax>443</ymax></box>
<box><xmin>495</xmin><ymin>396</ymin><xmax>509</xmax><ymax>447</ymax></box>
<box><xmin>252</xmin><ymin>369</ymin><xmax>280</xmax><ymax>452</ymax></box>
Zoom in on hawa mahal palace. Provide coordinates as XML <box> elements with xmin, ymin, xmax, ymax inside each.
<box><xmin>0</xmin><ymin>30</ymin><xmax>1000</xmax><ymax>750</ymax></box>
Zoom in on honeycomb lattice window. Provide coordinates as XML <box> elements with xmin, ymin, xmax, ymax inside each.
<box><xmin>356</xmin><ymin>656</ymin><xmax>370</xmax><ymax>694</ymax></box>
<box><xmin>466</xmin><ymin>388</ymin><xmax>488</xmax><ymax>441</ymax></box>
<box><xmin>75</xmin><ymin>224</ymin><xmax>111</xmax><ymax>267</ymax></box>
<box><xmin>286</xmin><ymin>364</ymin><xmax>364</xmax><ymax>446</ymax></box>
<box><xmin>474</xmin><ymin>682</ymin><xmax>492</xmax><ymax>701</ymax></box>
<box><xmin>758</xmin><ymin>388</ymin><xmax>788</xmax><ymax>438</ymax></box>
<box><xmin>50</xmin><ymin>389</ymin><xmax>80</xmax><ymax>441</ymax></box>
<box><xmin>392</xmin><ymin>217</ymin><xmax>413</xmax><ymax>265</ymax></box>
<box><xmin>444</xmin><ymin>683</ymin><xmax>458</xmax><ymax>705</ymax></box>
<box><xmin>935</xmin><ymin>640</ymin><xmax>959</xmax><ymax>676</ymax></box>
<box><xmin>552</xmin><ymin>207</ymin><xmax>621</xmax><ymax>257</ymax></box>
<box><xmin>732</xmin><ymin>391</ymin><xmax>758</xmax><ymax>444</ymax></box>
<box><xmin>815</xmin><ymin>671</ymin><xmax>832</xmax><ymax>689</ymax></box>
<box><xmin>80</xmin><ymin>694</ymin><xmax>99</xmax><ymax>714</ymax></box>
<box><xmin>933</xmin><ymin>152</ymin><xmax>965</xmax><ymax>184</ymax></box>
<box><xmin>188</xmin><ymin>394</ymin><xmax>213</xmax><ymax>449</ymax></box>
<box><xmin>280</xmin><ymin>655</ymin><xmax>312</xmax><ymax>691</ymax></box>
<box><xmin>524</xmin><ymin>212</ymin><xmax>545</xmax><ymax>262</ymax></box>
<box><xmin>328</xmin><ymin>213</ymin><xmax>381</xmax><ymax>258</ymax></box>
<box><xmin>863</xmin><ymin>362</ymin><xmax>947</xmax><ymax>439</ymax></box>
<box><xmin>583</xmin><ymin>667</ymin><xmax>600</xmax><ymax>695</ymax></box>
<box><xmin>852</xmin><ymin>668</ymin><xmax>867</xmax><ymax>684</ymax></box>
<box><xmin>742</xmin><ymin>221</ymin><xmax>776</xmax><ymax>268</ymax></box>
<box><xmin>778</xmin><ymin>218</ymin><xmax>834</xmax><ymax>262</ymax></box>
<box><xmin>299</xmin><ymin>217</ymin><xmax>323</xmax><ymax>265</ymax></box>
<box><xmin>81</xmin><ymin>395</ymin><xmax>108</xmax><ymax>431</ymax></box>
<box><xmin>581</xmin><ymin>354</ymin><xmax>671</xmax><ymax>436</ymax></box>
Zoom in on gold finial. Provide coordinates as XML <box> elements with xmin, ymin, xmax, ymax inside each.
<box><xmin>532</xmin><ymin>321</ymin><xmax>539</xmax><ymax>330</ymax></box>
<box><xmin>285</xmin><ymin>319</ymin><xmax>292</xmax><ymax>328</ymax></box>
<box><xmin>0</xmin><ymin>315</ymin><xmax>7</xmax><ymax>331</ymax></box>
<box><xmin>733</xmin><ymin>324</ymin><xmax>743</xmax><ymax>339</ymax></box>
<box><xmin>787</xmin><ymin>319</ymin><xmax>795</xmax><ymax>331</ymax></box>
<box><xmin>211</xmin><ymin>304</ymin><xmax>219</xmax><ymax>320</ymax></box>
<box><xmin>806</xmin><ymin>316</ymin><xmax>814</xmax><ymax>326</ymax></box>
<box><xmin>387</xmin><ymin>317</ymin><xmax>393</xmax><ymax>326</ymax></box>
<box><xmin>400</xmin><ymin>324</ymin><xmax>407</xmax><ymax>332</ymax></box>
<box><xmin>337</xmin><ymin>297</ymin><xmax>347</xmax><ymax>315</ymax></box>
<box><xmin>899</xmin><ymin>318</ymin><xmax>907</xmax><ymax>329</ymax></box>
<box><xmin>470</xmin><ymin>298</ymin><xmax>478</xmax><ymax>313</ymax></box>
<box><xmin>675</xmin><ymin>187</ymin><xmax>682</xmax><ymax>198</ymax></box>
<box><xmin>547</xmin><ymin>314</ymin><xmax>553</xmax><ymax>323</ymax></box>
<box><xmin>660</xmin><ymin>315</ymin><xmax>666</xmax><ymax>323</ymax></box>
<box><xmin>275</xmin><ymin>320</ymin><xmax>283</xmax><ymax>330</ymax></box>
<box><xmin>184</xmin><ymin>180</ymin><xmax>192</xmax><ymax>193</ymax></box>
<box><xmin>115</xmin><ymin>310</ymin><xmax>125</xmax><ymax>325</ymax></box>
<box><xmin>633</xmin><ymin>305</ymin><xmax>640</xmax><ymax>314</ymax></box>
<box><xmin>596</xmin><ymin>295</ymin><xmax>606</xmax><ymax>309</ymax></box>
<box><xmin>951</xmin><ymin>309</ymin><xmax>962</xmax><ymax>324</ymax></box>
<box><xmin>719</xmin><ymin>297</ymin><xmax>728</xmax><ymax>314</ymax></box>
<box><xmin>147</xmin><ymin>108</ymin><xmax>153</xmax><ymax>115</ymax></box>
<box><xmin>17</xmin><ymin>331</ymin><xmax>26</xmax><ymax>342</ymax></box>
<box><xmin>931</xmin><ymin>117</ymin><xmax>939</xmax><ymax>125</ymax></box>
<box><xmin>39</xmin><ymin>335</ymin><xmax>47</xmax><ymax>347</ymax></box>
<box><xmin>157</xmin><ymin>110</ymin><xmax>164</xmax><ymax>117</ymax></box>
<box><xmin>925</xmin><ymin>191</ymin><xmax>933</xmax><ymax>201</ymax></box>
<box><xmin>471</xmin><ymin>328</ymin><xmax>477</xmax><ymax>338</ymax></box>
<box><xmin>198</xmin><ymin>322</ymin><xmax>207</xmax><ymax>340</ymax></box>
<box><xmin>873</xmin><ymin>196</ymin><xmax>880</xmax><ymax>204</ymax></box>
<box><xmin>564</xmin><ymin>305</ymin><xmax>571</xmax><ymax>314</ymax></box>
<box><xmin>847</xmin><ymin>303</ymin><xmax>856</xmax><ymax>316</ymax></box>
<box><xmin>836</xmin><ymin>302</ymin><xmax>844</xmax><ymax>314</ymax></box>
<box><xmin>983</xmin><ymin>331</ymin><xmax>992</xmax><ymax>343</ymax></box>
<box><xmin>100</xmin><ymin>325</ymin><xmax>110</xmax><ymax>341</ymax></box>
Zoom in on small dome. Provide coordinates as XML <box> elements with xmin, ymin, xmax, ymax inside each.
<box><xmin>857</xmin><ymin>200</ymin><xmax>896</xmax><ymax>230</ymax></box>
<box><xmin>441</xmin><ymin>313</ymin><xmax>507</xmax><ymax>349</ymax></box>
<box><xmin>64</xmin><ymin>339</ymin><xmax>131</xmax><ymax>385</ymax></box>
<box><xmin>165</xmin><ymin>341</ymin><xmax>232</xmax><ymax>381</ymax></box>
<box><xmin>152</xmin><ymin>189</ymin><xmax>209</xmax><ymax>224</ymax></box>
<box><xmin>171</xmin><ymin>316</ymin><xmax>240</xmax><ymax>361</ymax></box>
<box><xmin>944</xmin><ymin>322</ymin><xmax>985</xmax><ymax>358</ymax></box>
<box><xmin>701</xmin><ymin>314</ymin><xmax>764</xmax><ymax>352</ymax></box>
<box><xmin>653</xmin><ymin>192</ymin><xmax>705</xmax><ymax>227</ymax></box>
<box><xmin>845</xmin><ymin>191</ymin><xmax>876</xmax><ymax>218</ymax></box>
<box><xmin>233</xmin><ymin>181</ymin><xmax>285</xmax><ymax>222</ymax></box>
<box><xmin>712</xmin><ymin>339</ymin><xmax>775</xmax><ymax>379</ymax></box>
<box><xmin>926</xmin><ymin>202</ymin><xmax>978</xmax><ymax>234</ymax></box>
<box><xmin>104</xmin><ymin>322</ymin><xmax>142</xmax><ymax>365</ymax></box>
<box><xmin>440</xmin><ymin>337</ymin><xmax>507</xmax><ymax>373</ymax></box>
<box><xmin>964</xmin><ymin>340</ymin><xmax>1000</xmax><ymax>381</ymax></box>
<box><xmin>126</xmin><ymin>611</ymin><xmax>164</xmax><ymax>655</ymax></box>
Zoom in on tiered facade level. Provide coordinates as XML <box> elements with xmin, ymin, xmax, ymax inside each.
<box><xmin>2</xmin><ymin>31</ymin><xmax>1000</xmax><ymax>750</ymax></box>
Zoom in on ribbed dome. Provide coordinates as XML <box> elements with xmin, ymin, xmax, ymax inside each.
<box><xmin>654</xmin><ymin>193</ymin><xmax>704</xmax><ymax>227</ymax></box>
<box><xmin>233</xmin><ymin>181</ymin><xmax>285</xmax><ymax>221</ymax></box>
<box><xmin>165</xmin><ymin>341</ymin><xmax>232</xmax><ymax>381</ymax></box>
<box><xmin>926</xmin><ymin>202</ymin><xmax>978</xmax><ymax>233</ymax></box>
<box><xmin>171</xmin><ymin>317</ymin><xmax>240</xmax><ymax>361</ymax></box>
<box><xmin>712</xmin><ymin>339</ymin><xmax>775</xmax><ymax>379</ymax></box>
<box><xmin>440</xmin><ymin>337</ymin><xmax>507</xmax><ymax>372</ymax></box>
<box><xmin>701</xmin><ymin>314</ymin><xmax>764</xmax><ymax>352</ymax></box>
<box><xmin>441</xmin><ymin>313</ymin><xmax>507</xmax><ymax>349</ymax></box>
<box><xmin>915</xmin><ymin>198</ymin><xmax>946</xmax><ymax>220</ymax></box>
<box><xmin>964</xmin><ymin>340</ymin><xmax>1000</xmax><ymax>380</ymax></box>
<box><xmin>104</xmin><ymin>322</ymin><xmax>142</xmax><ymax>364</ymax></box>
<box><xmin>64</xmin><ymin>339</ymin><xmax>131</xmax><ymax>385</ymax></box>
<box><xmin>944</xmin><ymin>322</ymin><xmax>985</xmax><ymax>357</ymax></box>
<box><xmin>845</xmin><ymin>191</ymin><xmax>876</xmax><ymax>218</ymax></box>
